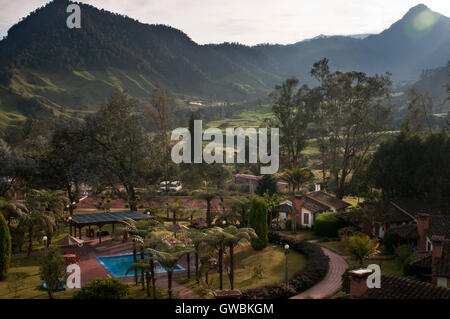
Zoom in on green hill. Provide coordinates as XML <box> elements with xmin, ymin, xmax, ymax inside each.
<box><xmin>0</xmin><ymin>1</ymin><xmax>449</xmax><ymax>127</ymax></box>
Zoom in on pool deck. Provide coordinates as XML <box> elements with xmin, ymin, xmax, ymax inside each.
<box><xmin>77</xmin><ymin>236</ymin><xmax>200</xmax><ymax>298</ymax></box>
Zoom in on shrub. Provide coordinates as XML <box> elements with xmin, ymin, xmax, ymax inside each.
<box><xmin>314</xmin><ymin>212</ymin><xmax>346</xmax><ymax>237</ymax></box>
<box><xmin>73</xmin><ymin>278</ymin><xmax>129</xmax><ymax>299</ymax></box>
<box><xmin>394</xmin><ymin>244</ymin><xmax>413</xmax><ymax>275</ymax></box>
<box><xmin>248</xmin><ymin>197</ymin><xmax>268</xmax><ymax>250</ymax></box>
<box><xmin>382</xmin><ymin>230</ymin><xmax>399</xmax><ymax>255</ymax></box>
<box><xmin>242</xmin><ymin>282</ymin><xmax>296</xmax><ymax>299</ymax></box>
<box><xmin>39</xmin><ymin>247</ymin><xmax>67</xmax><ymax>298</ymax></box>
<box><xmin>285</xmin><ymin>219</ymin><xmax>292</xmax><ymax>230</ymax></box>
<box><xmin>0</xmin><ymin>212</ymin><xmax>11</xmax><ymax>280</ymax></box>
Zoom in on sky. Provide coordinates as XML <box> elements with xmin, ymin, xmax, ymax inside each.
<box><xmin>0</xmin><ymin>0</ymin><xmax>449</xmax><ymax>45</ymax></box>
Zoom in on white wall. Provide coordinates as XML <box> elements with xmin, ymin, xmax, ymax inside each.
<box><xmin>437</xmin><ymin>277</ymin><xmax>448</xmax><ymax>288</ymax></box>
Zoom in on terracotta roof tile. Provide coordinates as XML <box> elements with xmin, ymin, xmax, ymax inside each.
<box><xmin>361</xmin><ymin>275</ymin><xmax>450</xmax><ymax>299</ymax></box>
<box><xmin>306</xmin><ymin>191</ymin><xmax>350</xmax><ymax>210</ymax></box>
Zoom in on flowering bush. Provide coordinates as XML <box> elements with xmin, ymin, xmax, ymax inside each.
<box><xmin>241</xmin><ymin>231</ymin><xmax>329</xmax><ymax>299</ymax></box>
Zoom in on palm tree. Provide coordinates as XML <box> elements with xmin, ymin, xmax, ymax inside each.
<box><xmin>115</xmin><ymin>218</ymin><xmax>146</xmax><ymax>285</ymax></box>
<box><xmin>342</xmin><ymin>234</ymin><xmax>380</xmax><ymax>265</ymax></box>
<box><xmin>205</xmin><ymin>227</ymin><xmax>227</xmax><ymax>290</ymax></box>
<box><xmin>187</xmin><ymin>229</ymin><xmax>207</xmax><ymax>285</ymax></box>
<box><xmin>196</xmin><ymin>190</ymin><xmax>217</xmax><ymax>227</ymax></box>
<box><xmin>222</xmin><ymin>226</ymin><xmax>257</xmax><ymax>290</ymax></box>
<box><xmin>281</xmin><ymin>168</ymin><xmax>313</xmax><ymax>232</ymax></box>
<box><xmin>17</xmin><ymin>190</ymin><xmax>67</xmax><ymax>256</ymax></box>
<box><xmin>263</xmin><ymin>192</ymin><xmax>283</xmax><ymax>229</ymax></box>
<box><xmin>231</xmin><ymin>195</ymin><xmax>251</xmax><ymax>227</ymax></box>
<box><xmin>0</xmin><ymin>197</ymin><xmax>27</xmax><ymax>226</ymax></box>
<box><xmin>149</xmin><ymin>246</ymin><xmax>193</xmax><ymax>299</ymax></box>
<box><xmin>168</xmin><ymin>200</ymin><xmax>183</xmax><ymax>225</ymax></box>
<box><xmin>24</xmin><ymin>189</ymin><xmax>68</xmax><ymax>246</ymax></box>
<box><xmin>18</xmin><ymin>208</ymin><xmax>53</xmax><ymax>256</ymax></box>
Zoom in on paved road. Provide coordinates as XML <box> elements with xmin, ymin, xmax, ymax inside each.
<box><xmin>291</xmin><ymin>246</ymin><xmax>348</xmax><ymax>299</ymax></box>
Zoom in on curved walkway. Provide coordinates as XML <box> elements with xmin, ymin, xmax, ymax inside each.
<box><xmin>291</xmin><ymin>244</ymin><xmax>348</xmax><ymax>299</ymax></box>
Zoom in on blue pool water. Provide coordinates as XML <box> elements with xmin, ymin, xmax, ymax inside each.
<box><xmin>97</xmin><ymin>253</ymin><xmax>185</xmax><ymax>278</ymax></box>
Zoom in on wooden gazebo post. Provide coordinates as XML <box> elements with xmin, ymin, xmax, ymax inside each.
<box><xmin>98</xmin><ymin>224</ymin><xmax>103</xmax><ymax>243</ymax></box>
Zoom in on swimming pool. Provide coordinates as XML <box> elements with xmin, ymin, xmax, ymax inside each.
<box><xmin>96</xmin><ymin>253</ymin><xmax>185</xmax><ymax>278</ymax></box>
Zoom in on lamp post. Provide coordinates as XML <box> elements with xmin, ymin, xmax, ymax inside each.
<box><xmin>284</xmin><ymin>244</ymin><xmax>289</xmax><ymax>284</ymax></box>
<box><xmin>68</xmin><ymin>216</ymin><xmax>73</xmax><ymax>236</ymax></box>
<box><xmin>43</xmin><ymin>236</ymin><xmax>48</xmax><ymax>255</ymax></box>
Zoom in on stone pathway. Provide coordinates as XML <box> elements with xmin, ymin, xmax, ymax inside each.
<box><xmin>291</xmin><ymin>245</ymin><xmax>348</xmax><ymax>299</ymax></box>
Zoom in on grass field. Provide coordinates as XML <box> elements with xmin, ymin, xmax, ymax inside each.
<box><xmin>175</xmin><ymin>243</ymin><xmax>306</xmax><ymax>297</ymax></box>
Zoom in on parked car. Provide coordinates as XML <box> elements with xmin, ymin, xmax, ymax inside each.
<box><xmin>159</xmin><ymin>181</ymin><xmax>182</xmax><ymax>192</ymax></box>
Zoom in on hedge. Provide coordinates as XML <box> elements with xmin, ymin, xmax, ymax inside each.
<box><xmin>0</xmin><ymin>212</ymin><xmax>12</xmax><ymax>280</ymax></box>
<box><xmin>242</xmin><ymin>231</ymin><xmax>330</xmax><ymax>299</ymax></box>
<box><xmin>314</xmin><ymin>212</ymin><xmax>346</xmax><ymax>237</ymax></box>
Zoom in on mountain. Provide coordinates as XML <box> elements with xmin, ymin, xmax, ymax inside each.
<box><xmin>0</xmin><ymin>1</ymin><xmax>449</xmax><ymax>127</ymax></box>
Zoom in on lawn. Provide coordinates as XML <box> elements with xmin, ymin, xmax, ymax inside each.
<box><xmin>318</xmin><ymin>241</ymin><xmax>404</xmax><ymax>277</ymax></box>
<box><xmin>176</xmin><ymin>243</ymin><xmax>306</xmax><ymax>297</ymax></box>
<box><xmin>0</xmin><ymin>256</ymin><xmax>76</xmax><ymax>299</ymax></box>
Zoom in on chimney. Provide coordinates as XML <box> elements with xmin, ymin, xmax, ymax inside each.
<box><xmin>315</xmin><ymin>184</ymin><xmax>321</xmax><ymax>192</ymax></box>
<box><xmin>349</xmin><ymin>268</ymin><xmax>373</xmax><ymax>298</ymax></box>
<box><xmin>417</xmin><ymin>213</ymin><xmax>430</xmax><ymax>251</ymax></box>
<box><xmin>431</xmin><ymin>236</ymin><xmax>444</xmax><ymax>286</ymax></box>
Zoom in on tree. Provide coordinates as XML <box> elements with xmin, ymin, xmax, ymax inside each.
<box><xmin>255</xmin><ymin>174</ymin><xmax>279</xmax><ymax>196</ymax></box>
<box><xmin>309</xmin><ymin>58</ymin><xmax>391</xmax><ymax>198</ymax></box>
<box><xmin>187</xmin><ymin>229</ymin><xmax>207</xmax><ymax>285</ymax></box>
<box><xmin>368</xmin><ymin>131</ymin><xmax>450</xmax><ymax>212</ymax></box>
<box><xmin>39</xmin><ymin>247</ymin><xmax>66</xmax><ymax>299</ymax></box>
<box><xmin>342</xmin><ymin>234</ymin><xmax>379</xmax><ymax>265</ymax></box>
<box><xmin>280</xmin><ymin>168</ymin><xmax>313</xmax><ymax>232</ymax></box>
<box><xmin>168</xmin><ymin>200</ymin><xmax>184</xmax><ymax>225</ymax></box>
<box><xmin>83</xmin><ymin>88</ymin><xmax>157</xmax><ymax>211</ymax></box>
<box><xmin>145</xmin><ymin>88</ymin><xmax>177</xmax><ymax>213</ymax></box>
<box><xmin>17</xmin><ymin>190</ymin><xmax>67</xmax><ymax>256</ymax></box>
<box><xmin>205</xmin><ymin>227</ymin><xmax>228</xmax><ymax>290</ymax></box>
<box><xmin>230</xmin><ymin>195</ymin><xmax>251</xmax><ymax>227</ymax></box>
<box><xmin>115</xmin><ymin>218</ymin><xmax>145</xmax><ymax>286</ymax></box>
<box><xmin>24</xmin><ymin>189</ymin><xmax>67</xmax><ymax>246</ymax></box>
<box><xmin>0</xmin><ymin>197</ymin><xmax>27</xmax><ymax>226</ymax></box>
<box><xmin>267</xmin><ymin>78</ymin><xmax>310</xmax><ymax>168</ymax></box>
<box><xmin>35</xmin><ymin>127</ymin><xmax>89</xmax><ymax>216</ymax></box>
<box><xmin>263</xmin><ymin>192</ymin><xmax>283</xmax><ymax>229</ymax></box>
<box><xmin>195</xmin><ymin>190</ymin><xmax>218</xmax><ymax>227</ymax></box>
<box><xmin>149</xmin><ymin>246</ymin><xmax>192</xmax><ymax>299</ymax></box>
<box><xmin>0</xmin><ymin>212</ymin><xmax>11</xmax><ymax>280</ymax></box>
<box><xmin>248</xmin><ymin>197</ymin><xmax>268</xmax><ymax>250</ymax></box>
<box><xmin>223</xmin><ymin>226</ymin><xmax>256</xmax><ymax>290</ymax></box>
<box><xmin>402</xmin><ymin>88</ymin><xmax>433</xmax><ymax>134</ymax></box>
